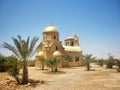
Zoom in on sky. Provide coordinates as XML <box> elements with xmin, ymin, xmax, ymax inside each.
<box><xmin>0</xmin><ymin>0</ymin><xmax>120</xmax><ymax>59</ymax></box>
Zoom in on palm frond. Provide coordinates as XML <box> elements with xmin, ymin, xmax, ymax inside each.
<box><xmin>12</xmin><ymin>37</ymin><xmax>23</xmax><ymax>59</ymax></box>
<box><xmin>2</xmin><ymin>42</ymin><xmax>21</xmax><ymax>59</ymax></box>
<box><xmin>28</xmin><ymin>36</ymin><xmax>39</xmax><ymax>59</ymax></box>
<box><xmin>26</xmin><ymin>36</ymin><xmax>30</xmax><ymax>50</ymax></box>
<box><xmin>17</xmin><ymin>35</ymin><xmax>22</xmax><ymax>43</ymax></box>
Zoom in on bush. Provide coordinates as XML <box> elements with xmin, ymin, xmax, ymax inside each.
<box><xmin>6</xmin><ymin>55</ymin><xmax>21</xmax><ymax>84</ymax></box>
<box><xmin>106</xmin><ymin>56</ymin><xmax>115</xmax><ymax>69</ymax></box>
<box><xmin>0</xmin><ymin>55</ymin><xmax>7</xmax><ymax>72</ymax></box>
<box><xmin>115</xmin><ymin>59</ymin><xmax>120</xmax><ymax>72</ymax></box>
<box><xmin>0</xmin><ymin>54</ymin><xmax>22</xmax><ymax>84</ymax></box>
<box><xmin>106</xmin><ymin>61</ymin><xmax>113</xmax><ymax>69</ymax></box>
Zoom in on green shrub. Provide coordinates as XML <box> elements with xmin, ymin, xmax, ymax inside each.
<box><xmin>6</xmin><ymin>55</ymin><xmax>21</xmax><ymax>84</ymax></box>
<box><xmin>0</xmin><ymin>55</ymin><xmax>7</xmax><ymax>72</ymax></box>
<box><xmin>115</xmin><ymin>59</ymin><xmax>120</xmax><ymax>72</ymax></box>
<box><xmin>106</xmin><ymin>56</ymin><xmax>115</xmax><ymax>69</ymax></box>
<box><xmin>106</xmin><ymin>61</ymin><xmax>113</xmax><ymax>69</ymax></box>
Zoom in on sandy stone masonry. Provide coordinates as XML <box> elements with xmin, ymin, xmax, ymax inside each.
<box><xmin>35</xmin><ymin>23</ymin><xmax>83</xmax><ymax>68</ymax></box>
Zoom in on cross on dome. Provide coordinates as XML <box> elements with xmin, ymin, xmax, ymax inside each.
<box><xmin>50</xmin><ymin>21</ymin><xmax>53</xmax><ymax>26</ymax></box>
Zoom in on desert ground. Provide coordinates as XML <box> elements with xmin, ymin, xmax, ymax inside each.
<box><xmin>0</xmin><ymin>63</ymin><xmax>120</xmax><ymax>90</ymax></box>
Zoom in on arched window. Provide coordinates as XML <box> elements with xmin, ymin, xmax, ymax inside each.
<box><xmin>71</xmin><ymin>41</ymin><xmax>74</xmax><ymax>46</ymax></box>
<box><xmin>75</xmin><ymin>56</ymin><xmax>79</xmax><ymax>62</ymax></box>
<box><xmin>56</xmin><ymin>46</ymin><xmax>58</xmax><ymax>50</ymax></box>
<box><xmin>54</xmin><ymin>35</ymin><xmax>56</xmax><ymax>39</ymax></box>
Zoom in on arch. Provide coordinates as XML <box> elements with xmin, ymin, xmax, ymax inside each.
<box><xmin>54</xmin><ymin>35</ymin><xmax>56</xmax><ymax>39</ymax></box>
<box><xmin>56</xmin><ymin>46</ymin><xmax>58</xmax><ymax>50</ymax></box>
<box><xmin>75</xmin><ymin>56</ymin><xmax>79</xmax><ymax>62</ymax></box>
<box><xmin>71</xmin><ymin>41</ymin><xmax>74</xmax><ymax>46</ymax></box>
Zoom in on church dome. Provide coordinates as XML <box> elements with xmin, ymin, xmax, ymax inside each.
<box><xmin>53</xmin><ymin>51</ymin><xmax>62</xmax><ymax>57</ymax></box>
<box><xmin>36</xmin><ymin>51</ymin><xmax>44</xmax><ymax>57</ymax></box>
<box><xmin>43</xmin><ymin>26</ymin><xmax>58</xmax><ymax>33</ymax></box>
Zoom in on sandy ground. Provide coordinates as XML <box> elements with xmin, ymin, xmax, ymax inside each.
<box><xmin>0</xmin><ymin>64</ymin><xmax>120</xmax><ymax>90</ymax></box>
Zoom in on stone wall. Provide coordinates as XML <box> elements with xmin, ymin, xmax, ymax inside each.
<box><xmin>62</xmin><ymin>51</ymin><xmax>83</xmax><ymax>67</ymax></box>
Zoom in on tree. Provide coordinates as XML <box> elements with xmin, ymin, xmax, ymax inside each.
<box><xmin>62</xmin><ymin>54</ymin><xmax>73</xmax><ymax>67</ymax></box>
<box><xmin>46</xmin><ymin>58</ymin><xmax>54</xmax><ymax>72</ymax></box>
<box><xmin>115</xmin><ymin>59</ymin><xmax>120</xmax><ymax>72</ymax></box>
<box><xmin>83</xmin><ymin>54</ymin><xmax>95</xmax><ymax>71</ymax></box>
<box><xmin>46</xmin><ymin>57</ymin><xmax>61</xmax><ymax>72</ymax></box>
<box><xmin>2</xmin><ymin>35</ymin><xmax>39</xmax><ymax>84</ymax></box>
<box><xmin>53</xmin><ymin>57</ymin><xmax>61</xmax><ymax>72</ymax></box>
<box><xmin>39</xmin><ymin>57</ymin><xmax>45</xmax><ymax>70</ymax></box>
<box><xmin>106</xmin><ymin>56</ymin><xmax>115</xmax><ymax>69</ymax></box>
<box><xmin>0</xmin><ymin>54</ymin><xmax>7</xmax><ymax>72</ymax></box>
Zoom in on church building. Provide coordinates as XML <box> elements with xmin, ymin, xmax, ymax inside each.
<box><xmin>35</xmin><ymin>23</ymin><xmax>83</xmax><ymax>68</ymax></box>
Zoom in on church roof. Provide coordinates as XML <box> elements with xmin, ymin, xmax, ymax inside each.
<box><xmin>63</xmin><ymin>46</ymin><xmax>82</xmax><ymax>52</ymax></box>
<box><xmin>43</xmin><ymin>26</ymin><xmax>58</xmax><ymax>33</ymax></box>
<box><xmin>66</xmin><ymin>36</ymin><xmax>74</xmax><ymax>39</ymax></box>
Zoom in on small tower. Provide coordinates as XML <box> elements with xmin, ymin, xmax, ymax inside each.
<box><xmin>64</xmin><ymin>34</ymin><xmax>79</xmax><ymax>46</ymax></box>
<box><xmin>74</xmin><ymin>34</ymin><xmax>79</xmax><ymax>46</ymax></box>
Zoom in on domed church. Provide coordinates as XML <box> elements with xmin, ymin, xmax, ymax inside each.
<box><xmin>35</xmin><ymin>23</ymin><xmax>83</xmax><ymax>68</ymax></box>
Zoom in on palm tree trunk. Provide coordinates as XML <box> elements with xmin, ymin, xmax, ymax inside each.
<box><xmin>22</xmin><ymin>60</ymin><xmax>28</xmax><ymax>84</ymax></box>
<box><xmin>15</xmin><ymin>76</ymin><xmax>20</xmax><ymax>84</ymax></box>
<box><xmin>42</xmin><ymin>64</ymin><xmax>44</xmax><ymax>70</ymax></box>
<box><xmin>55</xmin><ymin>67</ymin><xmax>58</xmax><ymax>72</ymax></box>
<box><xmin>87</xmin><ymin>64</ymin><xmax>90</xmax><ymax>71</ymax></box>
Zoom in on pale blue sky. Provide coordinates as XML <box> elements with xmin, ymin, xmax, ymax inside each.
<box><xmin>0</xmin><ymin>0</ymin><xmax>120</xmax><ymax>59</ymax></box>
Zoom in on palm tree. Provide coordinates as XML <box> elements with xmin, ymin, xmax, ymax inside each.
<box><xmin>40</xmin><ymin>57</ymin><xmax>45</xmax><ymax>70</ymax></box>
<box><xmin>46</xmin><ymin>58</ymin><xmax>54</xmax><ymax>72</ymax></box>
<box><xmin>46</xmin><ymin>57</ymin><xmax>61</xmax><ymax>72</ymax></box>
<box><xmin>83</xmin><ymin>54</ymin><xmax>95</xmax><ymax>71</ymax></box>
<box><xmin>2</xmin><ymin>35</ymin><xmax>39</xmax><ymax>84</ymax></box>
<box><xmin>53</xmin><ymin>57</ymin><xmax>61</xmax><ymax>72</ymax></box>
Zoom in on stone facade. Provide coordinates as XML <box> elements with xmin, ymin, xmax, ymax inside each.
<box><xmin>35</xmin><ymin>24</ymin><xmax>83</xmax><ymax>68</ymax></box>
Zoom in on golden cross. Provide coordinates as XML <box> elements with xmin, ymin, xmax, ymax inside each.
<box><xmin>50</xmin><ymin>21</ymin><xmax>53</xmax><ymax>26</ymax></box>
